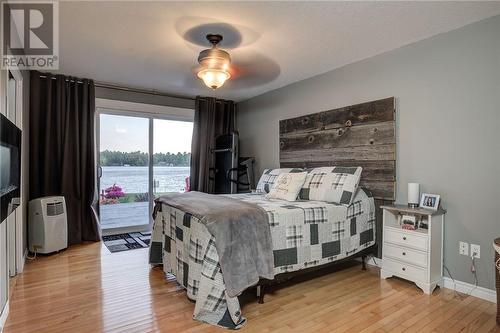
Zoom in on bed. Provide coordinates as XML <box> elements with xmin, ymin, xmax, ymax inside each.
<box><xmin>149</xmin><ymin>97</ymin><xmax>395</xmax><ymax>329</ymax></box>
<box><xmin>149</xmin><ymin>188</ymin><xmax>376</xmax><ymax>328</ymax></box>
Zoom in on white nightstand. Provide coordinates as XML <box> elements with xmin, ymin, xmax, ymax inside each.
<box><xmin>380</xmin><ymin>204</ymin><xmax>446</xmax><ymax>294</ymax></box>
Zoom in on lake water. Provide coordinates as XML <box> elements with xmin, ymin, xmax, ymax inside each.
<box><xmin>100</xmin><ymin>166</ymin><xmax>189</xmax><ymax>194</ymax></box>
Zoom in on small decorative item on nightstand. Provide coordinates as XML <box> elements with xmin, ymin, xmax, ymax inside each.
<box><xmin>418</xmin><ymin>218</ymin><xmax>429</xmax><ymax>230</ymax></box>
<box><xmin>408</xmin><ymin>183</ymin><xmax>420</xmax><ymax>208</ymax></box>
<box><xmin>380</xmin><ymin>204</ymin><xmax>446</xmax><ymax>294</ymax></box>
<box><xmin>401</xmin><ymin>215</ymin><xmax>417</xmax><ymax>230</ymax></box>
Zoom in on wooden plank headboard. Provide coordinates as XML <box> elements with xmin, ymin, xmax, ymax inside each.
<box><xmin>279</xmin><ymin>97</ymin><xmax>396</xmax><ymax>201</ymax></box>
<box><xmin>279</xmin><ymin>97</ymin><xmax>396</xmax><ymax>257</ymax></box>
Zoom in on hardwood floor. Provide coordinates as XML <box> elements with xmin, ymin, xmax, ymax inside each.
<box><xmin>4</xmin><ymin>242</ymin><xmax>499</xmax><ymax>333</ymax></box>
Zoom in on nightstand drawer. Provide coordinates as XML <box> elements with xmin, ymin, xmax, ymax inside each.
<box><xmin>383</xmin><ymin>258</ymin><xmax>427</xmax><ymax>282</ymax></box>
<box><xmin>385</xmin><ymin>227</ymin><xmax>428</xmax><ymax>252</ymax></box>
<box><xmin>384</xmin><ymin>243</ymin><xmax>428</xmax><ymax>267</ymax></box>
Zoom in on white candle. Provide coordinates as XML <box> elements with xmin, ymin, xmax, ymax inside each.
<box><xmin>408</xmin><ymin>183</ymin><xmax>420</xmax><ymax>207</ymax></box>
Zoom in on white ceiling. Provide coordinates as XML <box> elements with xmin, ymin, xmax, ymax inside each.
<box><xmin>57</xmin><ymin>1</ymin><xmax>500</xmax><ymax>102</ymax></box>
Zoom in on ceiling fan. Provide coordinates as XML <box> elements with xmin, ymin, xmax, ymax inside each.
<box><xmin>196</xmin><ymin>34</ymin><xmax>231</xmax><ymax>89</ymax></box>
<box><xmin>186</xmin><ymin>24</ymin><xmax>280</xmax><ymax>92</ymax></box>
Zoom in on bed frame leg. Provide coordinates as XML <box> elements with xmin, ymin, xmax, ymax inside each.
<box><xmin>361</xmin><ymin>255</ymin><xmax>367</xmax><ymax>270</ymax></box>
<box><xmin>258</xmin><ymin>285</ymin><xmax>266</xmax><ymax>304</ymax></box>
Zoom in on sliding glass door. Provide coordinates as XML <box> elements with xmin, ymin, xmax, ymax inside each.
<box><xmin>97</xmin><ymin>111</ymin><xmax>193</xmax><ymax>235</ymax></box>
<box><xmin>98</xmin><ymin>114</ymin><xmax>150</xmax><ymax>233</ymax></box>
<box><xmin>153</xmin><ymin>119</ymin><xmax>193</xmax><ymax>198</ymax></box>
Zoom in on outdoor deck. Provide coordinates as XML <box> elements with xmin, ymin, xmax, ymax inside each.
<box><xmin>100</xmin><ymin>202</ymin><xmax>150</xmax><ymax>230</ymax></box>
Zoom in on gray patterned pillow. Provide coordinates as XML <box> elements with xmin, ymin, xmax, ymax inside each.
<box><xmin>299</xmin><ymin>166</ymin><xmax>363</xmax><ymax>206</ymax></box>
<box><xmin>256</xmin><ymin>168</ymin><xmax>303</xmax><ymax>193</ymax></box>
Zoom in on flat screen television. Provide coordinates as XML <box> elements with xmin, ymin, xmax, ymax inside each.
<box><xmin>0</xmin><ymin>113</ymin><xmax>21</xmax><ymax>222</ymax></box>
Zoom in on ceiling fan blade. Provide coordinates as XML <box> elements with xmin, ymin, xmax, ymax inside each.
<box><xmin>226</xmin><ymin>51</ymin><xmax>281</xmax><ymax>88</ymax></box>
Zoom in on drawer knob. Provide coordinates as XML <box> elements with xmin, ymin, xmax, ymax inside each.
<box><xmin>403</xmin><ymin>236</ymin><xmax>407</xmax><ymax>241</ymax></box>
<box><xmin>402</xmin><ymin>252</ymin><xmax>406</xmax><ymax>256</ymax></box>
<box><xmin>402</xmin><ymin>267</ymin><xmax>406</xmax><ymax>271</ymax></box>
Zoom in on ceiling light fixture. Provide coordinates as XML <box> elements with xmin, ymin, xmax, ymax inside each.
<box><xmin>197</xmin><ymin>34</ymin><xmax>231</xmax><ymax>90</ymax></box>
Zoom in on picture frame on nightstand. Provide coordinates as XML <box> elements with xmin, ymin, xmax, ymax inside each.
<box><xmin>420</xmin><ymin>193</ymin><xmax>440</xmax><ymax>210</ymax></box>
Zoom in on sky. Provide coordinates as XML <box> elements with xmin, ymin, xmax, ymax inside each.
<box><xmin>99</xmin><ymin>114</ymin><xmax>193</xmax><ymax>153</ymax></box>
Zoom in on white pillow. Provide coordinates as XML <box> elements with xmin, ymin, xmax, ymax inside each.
<box><xmin>299</xmin><ymin>166</ymin><xmax>362</xmax><ymax>206</ymax></box>
<box><xmin>266</xmin><ymin>172</ymin><xmax>307</xmax><ymax>201</ymax></box>
<box><xmin>256</xmin><ymin>168</ymin><xmax>303</xmax><ymax>193</ymax></box>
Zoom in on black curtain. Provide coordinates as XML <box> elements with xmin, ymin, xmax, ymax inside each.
<box><xmin>29</xmin><ymin>71</ymin><xmax>100</xmax><ymax>244</ymax></box>
<box><xmin>190</xmin><ymin>96</ymin><xmax>235</xmax><ymax>193</ymax></box>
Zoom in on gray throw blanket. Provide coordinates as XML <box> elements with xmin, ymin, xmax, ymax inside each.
<box><xmin>154</xmin><ymin>191</ymin><xmax>274</xmax><ymax>297</ymax></box>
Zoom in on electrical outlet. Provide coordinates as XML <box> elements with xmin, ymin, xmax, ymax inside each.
<box><xmin>471</xmin><ymin>244</ymin><xmax>480</xmax><ymax>258</ymax></box>
<box><xmin>459</xmin><ymin>241</ymin><xmax>469</xmax><ymax>256</ymax></box>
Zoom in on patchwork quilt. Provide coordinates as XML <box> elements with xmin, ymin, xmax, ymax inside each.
<box><xmin>149</xmin><ymin>188</ymin><xmax>376</xmax><ymax>329</ymax></box>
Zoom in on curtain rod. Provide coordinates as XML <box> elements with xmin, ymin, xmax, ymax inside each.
<box><xmin>37</xmin><ymin>74</ymin><xmax>196</xmax><ymax>101</ymax></box>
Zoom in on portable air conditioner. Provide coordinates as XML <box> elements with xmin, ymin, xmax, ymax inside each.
<box><xmin>29</xmin><ymin>196</ymin><xmax>68</xmax><ymax>254</ymax></box>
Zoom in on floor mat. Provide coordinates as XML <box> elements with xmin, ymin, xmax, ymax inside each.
<box><xmin>102</xmin><ymin>232</ymin><xmax>151</xmax><ymax>253</ymax></box>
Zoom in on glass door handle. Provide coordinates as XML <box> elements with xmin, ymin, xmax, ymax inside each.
<box><xmin>98</xmin><ymin>166</ymin><xmax>102</xmax><ymax>178</ymax></box>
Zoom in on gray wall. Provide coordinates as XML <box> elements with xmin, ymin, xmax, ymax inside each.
<box><xmin>237</xmin><ymin>15</ymin><xmax>500</xmax><ymax>290</ymax></box>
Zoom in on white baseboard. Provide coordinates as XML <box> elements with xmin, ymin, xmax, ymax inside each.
<box><xmin>22</xmin><ymin>247</ymin><xmax>28</xmax><ymax>267</ymax></box>
<box><xmin>0</xmin><ymin>300</ymin><xmax>9</xmax><ymax>333</ymax></box>
<box><xmin>363</xmin><ymin>255</ymin><xmax>497</xmax><ymax>304</ymax></box>
<box><xmin>443</xmin><ymin>277</ymin><xmax>497</xmax><ymax>303</ymax></box>
<box><xmin>16</xmin><ymin>248</ymin><xmax>28</xmax><ymax>274</ymax></box>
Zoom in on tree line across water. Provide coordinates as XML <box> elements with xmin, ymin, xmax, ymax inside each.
<box><xmin>100</xmin><ymin>150</ymin><xmax>191</xmax><ymax>167</ymax></box>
